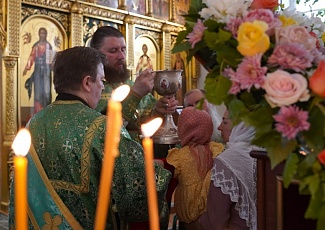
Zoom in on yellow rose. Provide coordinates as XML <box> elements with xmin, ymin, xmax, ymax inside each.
<box><xmin>237</xmin><ymin>20</ymin><xmax>270</xmax><ymax>56</ymax></box>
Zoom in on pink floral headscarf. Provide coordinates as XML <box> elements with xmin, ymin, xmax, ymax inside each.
<box><xmin>178</xmin><ymin>107</ymin><xmax>213</xmax><ymax>178</ymax></box>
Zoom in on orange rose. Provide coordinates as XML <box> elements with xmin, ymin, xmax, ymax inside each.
<box><xmin>317</xmin><ymin>149</ymin><xmax>325</xmax><ymax>165</ymax></box>
<box><xmin>250</xmin><ymin>0</ymin><xmax>279</xmax><ymax>10</ymax></box>
<box><xmin>309</xmin><ymin>60</ymin><xmax>325</xmax><ymax>97</ymax></box>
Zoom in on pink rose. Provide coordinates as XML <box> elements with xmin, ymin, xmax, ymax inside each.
<box><xmin>275</xmin><ymin>25</ymin><xmax>317</xmax><ymax>52</ymax></box>
<box><xmin>262</xmin><ymin>70</ymin><xmax>310</xmax><ymax>107</ymax></box>
<box><xmin>250</xmin><ymin>0</ymin><xmax>279</xmax><ymax>10</ymax></box>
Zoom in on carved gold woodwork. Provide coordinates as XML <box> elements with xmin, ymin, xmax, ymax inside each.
<box><xmin>3</xmin><ymin>57</ymin><xmax>18</xmax><ymax>143</ymax></box>
<box><xmin>0</xmin><ymin>0</ymin><xmax>195</xmax><ymax>214</ymax></box>
<box><xmin>0</xmin><ymin>23</ymin><xmax>6</xmax><ymax>50</ymax></box>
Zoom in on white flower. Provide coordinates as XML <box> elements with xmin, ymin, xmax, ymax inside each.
<box><xmin>280</xmin><ymin>7</ymin><xmax>325</xmax><ymax>39</ymax></box>
<box><xmin>305</xmin><ymin>14</ymin><xmax>325</xmax><ymax>38</ymax></box>
<box><xmin>200</xmin><ymin>0</ymin><xmax>252</xmax><ymax>23</ymax></box>
<box><xmin>281</xmin><ymin>7</ymin><xmax>309</xmax><ymax>25</ymax></box>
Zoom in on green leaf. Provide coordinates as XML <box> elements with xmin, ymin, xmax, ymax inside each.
<box><xmin>195</xmin><ymin>98</ymin><xmax>205</xmax><ymax>110</ymax></box>
<box><xmin>187</xmin><ymin>0</ymin><xmax>205</xmax><ymax>14</ymax></box>
<box><xmin>215</xmin><ymin>44</ymin><xmax>242</xmax><ymax>69</ymax></box>
<box><xmin>301</xmin><ymin>174</ymin><xmax>320</xmax><ymax>198</ymax></box>
<box><xmin>239</xmin><ymin>91</ymin><xmax>257</xmax><ymax>106</ymax></box>
<box><xmin>316</xmin><ymin>204</ymin><xmax>325</xmax><ymax>230</ymax></box>
<box><xmin>204</xmin><ymin>74</ymin><xmax>232</xmax><ymax>106</ymax></box>
<box><xmin>283</xmin><ymin>153</ymin><xmax>299</xmax><ymax>188</ymax></box>
<box><xmin>252</xmin><ymin>131</ymin><xmax>297</xmax><ymax>168</ymax></box>
<box><xmin>228</xmin><ymin>99</ymin><xmax>249</xmax><ymax>125</ymax></box>
<box><xmin>183</xmin><ymin>14</ymin><xmax>201</xmax><ymax>23</ymax></box>
<box><xmin>305</xmin><ymin>103</ymin><xmax>325</xmax><ymax>152</ymax></box>
<box><xmin>305</xmin><ymin>187</ymin><xmax>323</xmax><ymax>219</ymax></box>
<box><xmin>204</xmin><ymin>31</ymin><xmax>222</xmax><ymax>49</ymax></box>
<box><xmin>296</xmin><ymin>154</ymin><xmax>318</xmax><ymax>186</ymax></box>
<box><xmin>245</xmin><ymin>106</ymin><xmax>274</xmax><ymax>132</ymax></box>
<box><xmin>171</xmin><ymin>41</ymin><xmax>191</xmax><ymax>54</ymax></box>
<box><xmin>204</xmin><ymin>19</ymin><xmax>225</xmax><ymax>31</ymax></box>
<box><xmin>218</xmin><ymin>29</ymin><xmax>232</xmax><ymax>42</ymax></box>
<box><xmin>204</xmin><ymin>30</ymin><xmax>232</xmax><ymax>51</ymax></box>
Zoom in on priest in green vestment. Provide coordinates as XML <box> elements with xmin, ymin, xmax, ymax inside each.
<box><xmin>91</xmin><ymin>26</ymin><xmax>179</xmax><ymax>143</ymax></box>
<box><xmin>8</xmin><ymin>46</ymin><xmax>171</xmax><ymax>229</ymax></box>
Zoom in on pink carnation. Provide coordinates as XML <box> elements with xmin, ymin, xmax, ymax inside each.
<box><xmin>268</xmin><ymin>43</ymin><xmax>313</xmax><ymax>72</ymax></box>
<box><xmin>244</xmin><ymin>9</ymin><xmax>282</xmax><ymax>36</ymax></box>
<box><xmin>187</xmin><ymin>19</ymin><xmax>207</xmax><ymax>48</ymax></box>
<box><xmin>226</xmin><ymin>17</ymin><xmax>244</xmax><ymax>37</ymax></box>
<box><xmin>228</xmin><ymin>54</ymin><xmax>267</xmax><ymax>94</ymax></box>
<box><xmin>273</xmin><ymin>105</ymin><xmax>310</xmax><ymax>140</ymax></box>
<box><xmin>224</xmin><ymin>68</ymin><xmax>241</xmax><ymax>94</ymax></box>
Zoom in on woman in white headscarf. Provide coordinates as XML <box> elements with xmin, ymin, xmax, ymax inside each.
<box><xmin>199</xmin><ymin>109</ymin><xmax>263</xmax><ymax>230</ymax></box>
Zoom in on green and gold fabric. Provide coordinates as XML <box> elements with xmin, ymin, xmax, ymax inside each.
<box><xmin>9</xmin><ymin>97</ymin><xmax>171</xmax><ymax>229</ymax></box>
<box><xmin>96</xmin><ymin>80</ymin><xmax>157</xmax><ymax>143</ymax></box>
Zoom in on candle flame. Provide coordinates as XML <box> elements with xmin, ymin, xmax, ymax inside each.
<box><xmin>141</xmin><ymin>118</ymin><xmax>163</xmax><ymax>137</ymax></box>
<box><xmin>12</xmin><ymin>128</ymin><xmax>31</xmax><ymax>157</ymax></box>
<box><xmin>112</xmin><ymin>85</ymin><xmax>130</xmax><ymax>101</ymax></box>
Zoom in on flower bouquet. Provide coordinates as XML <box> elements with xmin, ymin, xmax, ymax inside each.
<box><xmin>172</xmin><ymin>0</ymin><xmax>325</xmax><ymax>228</ymax></box>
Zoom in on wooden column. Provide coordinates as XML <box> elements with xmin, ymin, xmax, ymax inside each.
<box><xmin>250</xmin><ymin>150</ymin><xmax>317</xmax><ymax>230</ymax></box>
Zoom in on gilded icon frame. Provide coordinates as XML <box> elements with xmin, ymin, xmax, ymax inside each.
<box><xmin>19</xmin><ymin>15</ymin><xmax>68</xmax><ymax>126</ymax></box>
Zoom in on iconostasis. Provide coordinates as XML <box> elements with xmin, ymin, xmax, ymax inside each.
<box><xmin>0</xmin><ymin>0</ymin><xmax>200</xmax><ymax>213</ymax></box>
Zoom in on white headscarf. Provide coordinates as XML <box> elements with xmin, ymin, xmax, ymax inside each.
<box><xmin>206</xmin><ymin>102</ymin><xmax>225</xmax><ymax>142</ymax></box>
<box><xmin>211</xmin><ymin>122</ymin><xmax>263</xmax><ymax>230</ymax></box>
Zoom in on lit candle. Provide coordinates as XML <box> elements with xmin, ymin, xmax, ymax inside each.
<box><xmin>141</xmin><ymin>118</ymin><xmax>163</xmax><ymax>230</ymax></box>
<box><xmin>11</xmin><ymin>128</ymin><xmax>31</xmax><ymax>230</ymax></box>
<box><xmin>94</xmin><ymin>85</ymin><xmax>130</xmax><ymax>230</ymax></box>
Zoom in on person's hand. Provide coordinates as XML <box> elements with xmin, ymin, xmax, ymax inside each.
<box><xmin>131</xmin><ymin>69</ymin><xmax>155</xmax><ymax>97</ymax></box>
<box><xmin>155</xmin><ymin>96</ymin><xmax>178</xmax><ymax>115</ymax></box>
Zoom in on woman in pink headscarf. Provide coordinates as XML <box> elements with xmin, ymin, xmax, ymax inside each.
<box><xmin>167</xmin><ymin>107</ymin><xmax>224</xmax><ymax>229</ymax></box>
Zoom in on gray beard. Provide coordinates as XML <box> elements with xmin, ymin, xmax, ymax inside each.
<box><xmin>104</xmin><ymin>63</ymin><xmax>130</xmax><ymax>84</ymax></box>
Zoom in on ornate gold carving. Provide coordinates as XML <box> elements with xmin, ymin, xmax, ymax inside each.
<box><xmin>124</xmin><ymin>14</ymin><xmax>135</xmax><ymax>25</ymax></box>
<box><xmin>134</xmin><ymin>18</ymin><xmax>163</xmax><ymax>31</ymax></box>
<box><xmin>0</xmin><ymin>1</ymin><xmax>4</xmax><ymax>25</ymax></box>
<box><xmin>0</xmin><ymin>23</ymin><xmax>6</xmax><ymax>50</ymax></box>
<box><xmin>8</xmin><ymin>149</ymin><xmax>15</xmax><ymax>190</ymax></box>
<box><xmin>119</xmin><ymin>0</ymin><xmax>127</xmax><ymax>11</ymax></box>
<box><xmin>8</xmin><ymin>0</ymin><xmax>20</xmax><ymax>56</ymax></box>
<box><xmin>22</xmin><ymin>0</ymin><xmax>71</xmax><ymax>10</ymax></box>
<box><xmin>147</xmin><ymin>0</ymin><xmax>153</xmax><ymax>17</ymax></box>
<box><xmin>3</xmin><ymin>56</ymin><xmax>17</xmax><ymax>142</ymax></box>
<box><xmin>166</xmin><ymin>23</ymin><xmax>184</xmax><ymax>34</ymax></box>
<box><xmin>171</xmin><ymin>35</ymin><xmax>177</xmax><ymax>44</ymax></box>
<box><xmin>162</xmin><ymin>24</ymin><xmax>172</xmax><ymax>33</ymax></box>
<box><xmin>82</xmin><ymin>4</ymin><xmax>125</xmax><ymax>22</ymax></box>
<box><xmin>71</xmin><ymin>13</ymin><xmax>83</xmax><ymax>46</ymax></box>
<box><xmin>126</xmin><ymin>23</ymin><xmax>134</xmax><ymax>71</ymax></box>
<box><xmin>135</xmin><ymin>28</ymin><xmax>160</xmax><ymax>47</ymax></box>
<box><xmin>164</xmin><ymin>32</ymin><xmax>171</xmax><ymax>69</ymax></box>
<box><xmin>170</xmin><ymin>0</ymin><xmax>176</xmax><ymax>22</ymax></box>
<box><xmin>193</xmin><ymin>59</ymin><xmax>201</xmax><ymax>79</ymax></box>
<box><xmin>0</xmin><ymin>0</ymin><xmax>188</xmax><ymax>215</ymax></box>
<box><xmin>22</xmin><ymin>6</ymin><xmax>69</xmax><ymax>31</ymax></box>
<box><xmin>71</xmin><ymin>1</ymin><xmax>84</xmax><ymax>14</ymax></box>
